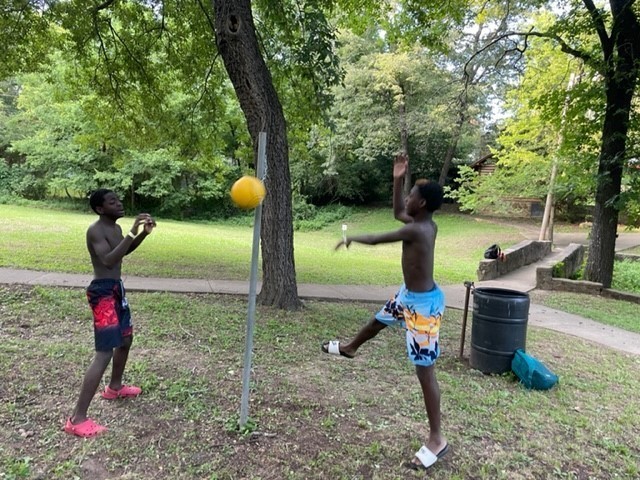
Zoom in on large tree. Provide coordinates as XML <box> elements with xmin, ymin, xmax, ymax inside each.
<box><xmin>1</xmin><ymin>0</ymin><xmax>350</xmax><ymax>309</ymax></box>
<box><xmin>434</xmin><ymin>1</ymin><xmax>540</xmax><ymax>186</ymax></box>
<box><xmin>325</xmin><ymin>36</ymin><xmax>465</xmax><ymax>195</ymax></box>
<box><xmin>580</xmin><ymin>0</ymin><xmax>640</xmax><ymax>286</ymax></box>
<box><xmin>213</xmin><ymin>0</ymin><xmax>299</xmax><ymax>308</ymax></box>
<box><xmin>451</xmin><ymin>12</ymin><xmax>604</xmax><ymax>221</ymax></box>
<box><xmin>465</xmin><ymin>1</ymin><xmax>640</xmax><ymax>287</ymax></box>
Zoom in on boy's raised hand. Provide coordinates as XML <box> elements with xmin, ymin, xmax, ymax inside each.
<box><xmin>393</xmin><ymin>153</ymin><xmax>408</xmax><ymax>179</ymax></box>
<box><xmin>335</xmin><ymin>238</ymin><xmax>352</xmax><ymax>250</ymax></box>
<box><xmin>143</xmin><ymin>216</ymin><xmax>157</xmax><ymax>234</ymax></box>
<box><xmin>131</xmin><ymin>214</ymin><xmax>155</xmax><ymax>235</ymax></box>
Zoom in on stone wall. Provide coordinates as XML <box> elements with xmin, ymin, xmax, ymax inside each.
<box><xmin>553</xmin><ymin>243</ymin><xmax>584</xmax><ymax>278</ymax></box>
<box><xmin>477</xmin><ymin>240</ymin><xmax>552</xmax><ymax>281</ymax></box>
<box><xmin>615</xmin><ymin>253</ymin><xmax>640</xmax><ymax>262</ymax></box>
<box><xmin>536</xmin><ymin>244</ymin><xmax>640</xmax><ymax>304</ymax></box>
<box><xmin>536</xmin><ymin>243</ymin><xmax>584</xmax><ymax>290</ymax></box>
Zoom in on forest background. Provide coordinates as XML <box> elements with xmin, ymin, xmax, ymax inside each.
<box><xmin>1</xmin><ymin>1</ymin><xmax>640</xmax><ymax>306</ymax></box>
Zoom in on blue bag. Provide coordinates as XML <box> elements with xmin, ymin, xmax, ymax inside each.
<box><xmin>511</xmin><ymin>349</ymin><xmax>558</xmax><ymax>390</ymax></box>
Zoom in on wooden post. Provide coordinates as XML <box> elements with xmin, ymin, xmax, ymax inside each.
<box><xmin>459</xmin><ymin>281</ymin><xmax>474</xmax><ymax>359</ymax></box>
<box><xmin>539</xmin><ymin>73</ymin><xmax>577</xmax><ymax>241</ymax></box>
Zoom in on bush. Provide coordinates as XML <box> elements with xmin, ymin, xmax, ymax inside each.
<box><xmin>290</xmin><ymin>191</ymin><xmax>352</xmax><ymax>231</ymax></box>
<box><xmin>0</xmin><ymin>194</ymin><xmax>87</xmax><ymax>212</ymax></box>
<box><xmin>294</xmin><ymin>204</ymin><xmax>353</xmax><ymax>231</ymax></box>
<box><xmin>1</xmin><ymin>162</ymin><xmax>47</xmax><ymax>200</ymax></box>
<box><xmin>571</xmin><ymin>262</ymin><xmax>585</xmax><ymax>281</ymax></box>
<box><xmin>292</xmin><ymin>191</ymin><xmax>317</xmax><ymax>221</ymax></box>
<box><xmin>613</xmin><ymin>259</ymin><xmax>640</xmax><ymax>294</ymax></box>
<box><xmin>552</xmin><ymin>261</ymin><xmax>565</xmax><ymax>278</ymax></box>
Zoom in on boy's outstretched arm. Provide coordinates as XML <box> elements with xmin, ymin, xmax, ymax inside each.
<box><xmin>393</xmin><ymin>154</ymin><xmax>412</xmax><ymax>224</ymax></box>
<box><xmin>335</xmin><ymin>224</ymin><xmax>419</xmax><ymax>250</ymax></box>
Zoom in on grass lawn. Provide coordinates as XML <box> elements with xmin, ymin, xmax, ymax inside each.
<box><xmin>0</xmin><ymin>204</ymin><xmax>525</xmax><ymax>286</ymax></box>
<box><xmin>1</xmin><ymin>284</ymin><xmax>638</xmax><ymax>479</ymax></box>
<box><xmin>2</xmin><ymin>203</ymin><xmax>640</xmax><ymax>334</ymax></box>
<box><xmin>530</xmin><ymin>291</ymin><xmax>640</xmax><ymax>334</ymax></box>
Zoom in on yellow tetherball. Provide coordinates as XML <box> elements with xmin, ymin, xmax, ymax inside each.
<box><xmin>230</xmin><ymin>175</ymin><xmax>266</xmax><ymax>209</ymax></box>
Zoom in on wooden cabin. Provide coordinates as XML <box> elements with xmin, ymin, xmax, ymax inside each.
<box><xmin>469</xmin><ymin>152</ymin><xmax>543</xmax><ymax>218</ymax></box>
<box><xmin>470</xmin><ymin>153</ymin><xmax>497</xmax><ymax>175</ymax></box>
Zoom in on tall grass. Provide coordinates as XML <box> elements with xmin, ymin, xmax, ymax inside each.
<box><xmin>0</xmin><ymin>204</ymin><xmax>525</xmax><ymax>285</ymax></box>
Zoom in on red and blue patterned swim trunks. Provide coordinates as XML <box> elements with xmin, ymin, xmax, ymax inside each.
<box><xmin>86</xmin><ymin>279</ymin><xmax>132</xmax><ymax>351</ymax></box>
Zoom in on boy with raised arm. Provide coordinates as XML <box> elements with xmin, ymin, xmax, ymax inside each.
<box><xmin>322</xmin><ymin>154</ymin><xmax>448</xmax><ymax>470</ymax></box>
<box><xmin>64</xmin><ymin>189</ymin><xmax>156</xmax><ymax>437</ymax></box>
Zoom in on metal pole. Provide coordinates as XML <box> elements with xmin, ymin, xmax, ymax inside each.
<box><xmin>239</xmin><ymin>132</ymin><xmax>267</xmax><ymax>428</ymax></box>
<box><xmin>459</xmin><ymin>281</ymin><xmax>473</xmax><ymax>359</ymax></box>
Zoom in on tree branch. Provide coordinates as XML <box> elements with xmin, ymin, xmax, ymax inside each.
<box><xmin>193</xmin><ymin>0</ymin><xmax>221</xmax><ymax>118</ymax></box>
<box><xmin>609</xmin><ymin>0</ymin><xmax>640</xmax><ymax>54</ymax></box>
<box><xmin>465</xmin><ymin>29</ymin><xmax>597</xmax><ymax>74</ymax></box>
<box><xmin>92</xmin><ymin>14</ymin><xmax>125</xmax><ymax>112</ymax></box>
<box><xmin>92</xmin><ymin>0</ymin><xmax>116</xmax><ymax>15</ymax></box>
<box><xmin>191</xmin><ymin>55</ymin><xmax>219</xmax><ymax>117</ymax></box>
<box><xmin>582</xmin><ymin>0</ymin><xmax>612</xmax><ymax>60</ymax></box>
<box><xmin>107</xmin><ymin>20</ymin><xmax>149</xmax><ymax>79</ymax></box>
<box><xmin>196</xmin><ymin>0</ymin><xmax>216</xmax><ymax>35</ymax></box>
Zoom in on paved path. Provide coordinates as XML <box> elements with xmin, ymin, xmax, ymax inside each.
<box><xmin>550</xmin><ymin>230</ymin><xmax>640</xmax><ymax>251</ymax></box>
<box><xmin>486</xmin><ymin>223</ymin><xmax>640</xmax><ymax>252</ymax></box>
<box><xmin>1</xmin><ymin>265</ymin><xmax>639</xmax><ymax>356</ymax></box>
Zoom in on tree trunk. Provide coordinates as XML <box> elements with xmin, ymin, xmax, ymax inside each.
<box><xmin>438</xmin><ymin>103</ymin><xmax>465</xmax><ymax>186</ymax></box>
<box><xmin>584</xmin><ymin>80</ymin><xmax>629</xmax><ymax>287</ymax></box>
<box><xmin>213</xmin><ymin>0</ymin><xmax>301</xmax><ymax>309</ymax></box>
<box><xmin>398</xmin><ymin>99</ymin><xmax>411</xmax><ymax>195</ymax></box>
<box><xmin>584</xmin><ymin>2</ymin><xmax>639</xmax><ymax>287</ymax></box>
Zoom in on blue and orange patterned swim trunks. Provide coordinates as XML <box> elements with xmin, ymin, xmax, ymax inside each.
<box><xmin>86</xmin><ymin>279</ymin><xmax>132</xmax><ymax>351</ymax></box>
<box><xmin>375</xmin><ymin>284</ymin><xmax>445</xmax><ymax>367</ymax></box>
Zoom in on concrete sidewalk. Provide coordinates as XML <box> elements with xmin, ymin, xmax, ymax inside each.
<box><xmin>1</xmin><ymin>266</ymin><xmax>639</xmax><ymax>356</ymax></box>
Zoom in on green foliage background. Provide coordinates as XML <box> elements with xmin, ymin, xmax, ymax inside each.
<box><xmin>2</xmin><ymin>1</ymin><xmax>639</xmax><ymax>226</ymax></box>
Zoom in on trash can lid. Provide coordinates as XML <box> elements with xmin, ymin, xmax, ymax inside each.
<box><xmin>474</xmin><ymin>287</ymin><xmax>529</xmax><ymax>298</ymax></box>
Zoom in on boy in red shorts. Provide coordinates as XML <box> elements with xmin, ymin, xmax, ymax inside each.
<box><xmin>64</xmin><ymin>189</ymin><xmax>156</xmax><ymax>437</ymax></box>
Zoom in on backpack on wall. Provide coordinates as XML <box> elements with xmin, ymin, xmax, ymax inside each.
<box><xmin>484</xmin><ymin>244</ymin><xmax>501</xmax><ymax>260</ymax></box>
<box><xmin>511</xmin><ymin>349</ymin><xmax>559</xmax><ymax>390</ymax></box>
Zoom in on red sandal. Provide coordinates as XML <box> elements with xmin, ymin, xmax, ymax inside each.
<box><xmin>64</xmin><ymin>417</ymin><xmax>107</xmax><ymax>437</ymax></box>
<box><xmin>101</xmin><ymin>384</ymin><xmax>142</xmax><ymax>400</ymax></box>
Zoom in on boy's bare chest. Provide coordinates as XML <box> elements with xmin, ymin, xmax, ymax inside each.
<box><xmin>105</xmin><ymin>228</ymin><xmax>123</xmax><ymax>249</ymax></box>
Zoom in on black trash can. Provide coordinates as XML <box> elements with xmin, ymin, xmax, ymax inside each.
<box><xmin>470</xmin><ymin>287</ymin><xmax>529</xmax><ymax>374</ymax></box>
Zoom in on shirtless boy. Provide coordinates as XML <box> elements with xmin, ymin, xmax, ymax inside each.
<box><xmin>322</xmin><ymin>154</ymin><xmax>448</xmax><ymax>470</ymax></box>
<box><xmin>64</xmin><ymin>189</ymin><xmax>156</xmax><ymax>437</ymax></box>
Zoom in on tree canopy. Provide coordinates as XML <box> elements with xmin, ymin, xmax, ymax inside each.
<box><xmin>2</xmin><ymin>0</ymin><xmax>640</xmax><ymax>294</ymax></box>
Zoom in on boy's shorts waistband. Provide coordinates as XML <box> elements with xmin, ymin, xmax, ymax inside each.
<box><xmin>400</xmin><ymin>284</ymin><xmax>443</xmax><ymax>299</ymax></box>
<box><xmin>89</xmin><ymin>278</ymin><xmax>123</xmax><ymax>284</ymax></box>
